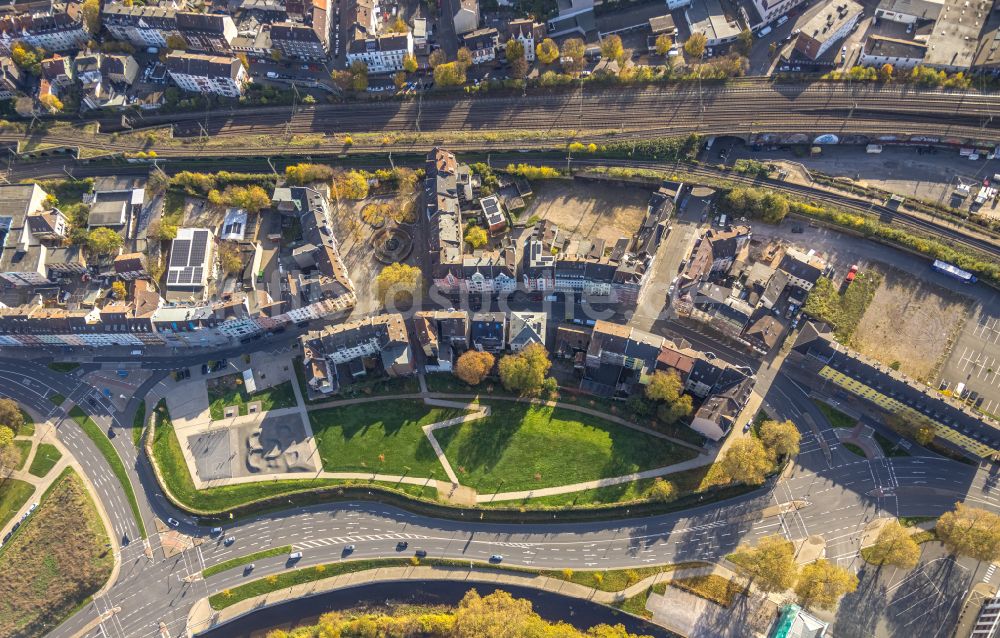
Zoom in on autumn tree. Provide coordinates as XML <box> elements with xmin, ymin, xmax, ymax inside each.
<box><xmin>433</xmin><ymin>61</ymin><xmax>466</xmax><ymax>86</ymax></box>
<box><xmin>936</xmin><ymin>503</ymin><xmax>1000</xmax><ymax>562</ymax></box>
<box><xmin>729</xmin><ymin>534</ymin><xmax>798</xmax><ymax>593</ymax></box>
<box><xmin>87</xmin><ymin>227</ymin><xmax>124</xmax><ymax>255</ymax></box>
<box><xmin>536</xmin><ymin>38</ymin><xmax>559</xmax><ymax>65</ymax></box>
<box><xmin>0</xmin><ymin>398</ymin><xmax>25</xmax><ymax>433</ymax></box>
<box><xmin>332</xmin><ymin>170</ymin><xmax>369</xmax><ymax>199</ymax></box>
<box><xmin>211</xmin><ymin>184</ymin><xmax>271</xmax><ymax>212</ymax></box>
<box><xmin>454</xmin><ymin>350</ymin><xmax>495</xmax><ymax>386</ymax></box>
<box><xmin>864</xmin><ymin>521</ymin><xmax>920</xmax><ymax>569</ymax></box>
<box><xmin>759</xmin><ymin>419</ymin><xmax>801</xmax><ymax>461</ymax></box>
<box><xmin>719</xmin><ymin>437</ymin><xmax>772</xmax><ymax>485</ymax></box>
<box><xmin>82</xmin><ymin>0</ymin><xmax>101</xmax><ymax>33</ymax></box>
<box><xmin>11</xmin><ymin>42</ymin><xmax>42</xmax><ymax>75</ymax></box>
<box><xmin>645</xmin><ymin>478</ymin><xmax>676</xmax><ymax>502</ymax></box>
<box><xmin>464</xmin><ymin>226</ymin><xmax>488</xmax><ymax>249</ymax></box>
<box><xmin>428</xmin><ymin>49</ymin><xmax>447</xmax><ymax>68</ymax></box>
<box><xmin>218</xmin><ymin>241</ymin><xmax>243</xmax><ymax>275</ymax></box>
<box><xmin>0</xmin><ymin>424</ymin><xmax>13</xmax><ymax>449</ymax></box>
<box><xmin>39</xmin><ymin>93</ymin><xmax>64</xmax><ymax>113</ymax></box>
<box><xmin>111</xmin><ymin>280</ymin><xmax>127</xmax><ymax>299</ymax></box>
<box><xmin>599</xmin><ymin>34</ymin><xmax>625</xmax><ymax>64</ymax></box>
<box><xmin>498</xmin><ymin>343</ymin><xmax>552</xmax><ymax>395</ymax></box>
<box><xmin>456</xmin><ymin>47</ymin><xmax>473</xmax><ymax>70</ymax></box>
<box><xmin>736</xmin><ymin>28</ymin><xmax>753</xmax><ymax>56</ymax></box>
<box><xmin>375</xmin><ymin>263</ymin><xmax>421</xmax><ymax>307</ymax></box>
<box><xmin>394</xmin><ymin>71</ymin><xmax>407</xmax><ymax>90</ymax></box>
<box><xmin>0</xmin><ymin>443</ymin><xmax>18</xmax><ymax>478</ymax></box>
<box><xmin>330</xmin><ymin>69</ymin><xmax>353</xmax><ymax>91</ymax></box>
<box><xmin>349</xmin><ymin>60</ymin><xmax>369</xmax><ymax>91</ymax></box>
<box><xmin>403</xmin><ymin>53</ymin><xmax>418</xmax><ymax>73</ymax></box>
<box><xmin>879</xmin><ymin>63</ymin><xmax>894</xmax><ymax>81</ymax></box>
<box><xmin>795</xmin><ymin>559</ymin><xmax>858</xmax><ymax>610</ymax></box>
<box><xmin>645</xmin><ymin>370</ymin><xmax>693</xmax><ymax>425</ymax></box>
<box><xmin>684</xmin><ymin>33</ymin><xmax>707</xmax><ymax>59</ymax></box>
<box><xmin>884</xmin><ymin>412</ymin><xmax>935</xmax><ymax>446</ymax></box>
<box><xmin>560</xmin><ymin>38</ymin><xmax>586</xmax><ymax>74</ymax></box>
<box><xmin>165</xmin><ymin>34</ymin><xmax>187</xmax><ymax>50</ymax></box>
<box><xmin>389</xmin><ymin>15</ymin><xmax>407</xmax><ymax>32</ymax></box>
<box><xmin>147</xmin><ymin>218</ymin><xmax>178</xmax><ymax>241</ymax></box>
<box><xmin>285</xmin><ymin>163</ymin><xmax>334</xmax><ymax>185</ymax></box>
<box><xmin>655</xmin><ymin>33</ymin><xmax>674</xmax><ymax>56</ymax></box>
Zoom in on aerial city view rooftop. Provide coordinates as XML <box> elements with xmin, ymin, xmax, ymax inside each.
<box><xmin>2</xmin><ymin>0</ymin><xmax>1000</xmax><ymax>636</ymax></box>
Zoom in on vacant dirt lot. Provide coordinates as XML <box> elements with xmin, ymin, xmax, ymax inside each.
<box><xmin>851</xmin><ymin>266</ymin><xmax>973</xmax><ymax>382</ymax></box>
<box><xmin>522</xmin><ymin>180</ymin><xmax>649</xmax><ymax>245</ymax></box>
<box><xmin>0</xmin><ymin>469</ymin><xmax>112</xmax><ymax>637</ymax></box>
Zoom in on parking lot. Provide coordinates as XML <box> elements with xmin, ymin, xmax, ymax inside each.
<box><xmin>941</xmin><ymin>304</ymin><xmax>1000</xmax><ymax>418</ymax></box>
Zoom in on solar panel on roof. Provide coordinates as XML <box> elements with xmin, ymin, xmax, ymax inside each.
<box><xmin>192</xmin><ymin>267</ymin><xmax>203</xmax><ymax>282</ymax></box>
<box><xmin>169</xmin><ymin>240</ymin><xmax>190</xmax><ymax>267</ymax></box>
<box><xmin>189</xmin><ymin>230</ymin><xmax>208</xmax><ymax>265</ymax></box>
<box><xmin>167</xmin><ymin>271</ymin><xmax>179</xmax><ymax>284</ymax></box>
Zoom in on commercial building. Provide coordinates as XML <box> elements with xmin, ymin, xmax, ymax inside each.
<box><xmin>685</xmin><ymin>0</ymin><xmax>742</xmax><ymax>46</ymax></box>
<box><xmin>860</xmin><ymin>34</ymin><xmax>928</xmax><ymax>69</ymax></box>
<box><xmin>166</xmin><ymin>228</ymin><xmax>214</xmax><ymax>292</ymax></box>
<box><xmin>794</xmin><ymin>0</ymin><xmax>864</xmax><ymax>60</ymax></box>
<box><xmin>165</xmin><ymin>51</ymin><xmax>249</xmax><ymax>97</ymax></box>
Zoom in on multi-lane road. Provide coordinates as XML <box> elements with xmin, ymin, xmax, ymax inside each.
<box><xmin>0</xmin><ymin>331</ymin><xmax>995</xmax><ymax>638</ymax></box>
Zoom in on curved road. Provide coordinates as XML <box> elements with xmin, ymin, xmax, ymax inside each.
<box><xmin>0</xmin><ymin>343</ymin><xmax>994</xmax><ymax>638</ymax></box>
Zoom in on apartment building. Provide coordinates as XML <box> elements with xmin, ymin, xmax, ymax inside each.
<box><xmin>102</xmin><ymin>5</ymin><xmax>237</xmax><ymax>53</ymax></box>
<box><xmin>413</xmin><ymin>309</ymin><xmax>470</xmax><ymax>371</ymax></box>
<box><xmin>269</xmin><ymin>0</ymin><xmax>330</xmax><ymax>60</ymax></box>
<box><xmin>0</xmin><ymin>183</ymin><xmax>64</xmax><ymax>287</ymax></box>
<box><xmin>0</xmin><ymin>56</ymin><xmax>23</xmax><ymax>100</ymax></box>
<box><xmin>299</xmin><ymin>314</ymin><xmax>414</xmax><ymax>394</ymax></box>
<box><xmin>346</xmin><ymin>31</ymin><xmax>412</xmax><ymax>72</ymax></box>
<box><xmin>0</xmin><ymin>4</ymin><xmax>89</xmax><ymax>54</ymax></box>
<box><xmin>507</xmin><ymin>19</ymin><xmax>544</xmax><ymax>62</ymax></box>
<box><xmin>462</xmin><ymin>28</ymin><xmax>499</xmax><ymax>64</ymax></box>
<box><xmin>165</xmin><ymin>51</ymin><xmax>248</xmax><ymax>97</ymax></box>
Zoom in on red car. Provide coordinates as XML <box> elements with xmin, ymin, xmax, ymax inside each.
<box><xmin>845</xmin><ymin>264</ymin><xmax>859</xmax><ymax>283</ymax></box>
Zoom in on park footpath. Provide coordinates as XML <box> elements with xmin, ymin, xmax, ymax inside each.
<box><xmin>185</xmin><ymin>561</ymin><xmax>741</xmax><ymax>637</ymax></box>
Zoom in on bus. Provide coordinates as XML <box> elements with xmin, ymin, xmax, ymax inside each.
<box><xmin>932</xmin><ymin>260</ymin><xmax>977</xmax><ymax>284</ymax></box>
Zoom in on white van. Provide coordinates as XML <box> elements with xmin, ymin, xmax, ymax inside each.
<box><xmin>289</xmin><ymin>551</ymin><xmax>303</xmax><ymax>560</ymax></box>
<box><xmin>955</xmin><ymin>382</ymin><xmax>966</xmax><ymax>397</ymax></box>
<box><xmin>777</xmin><ymin>15</ymin><xmax>789</xmax><ymax>26</ymax></box>
<box><xmin>130</xmin><ymin>349</ymin><xmax>143</xmax><ymax>356</ymax></box>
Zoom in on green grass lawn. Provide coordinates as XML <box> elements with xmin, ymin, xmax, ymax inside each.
<box><xmin>13</xmin><ymin>439</ymin><xmax>31</xmax><ymax>470</ymax></box>
<box><xmin>151</xmin><ymin>403</ymin><xmax>436</xmax><ymax>513</ymax></box>
<box><xmin>0</xmin><ymin>479</ymin><xmax>35</xmax><ymax>530</ymax></box>
<box><xmin>842</xmin><ymin>442</ymin><xmax>867</xmax><ymax>457</ymax></box>
<box><xmin>19</xmin><ymin>410</ymin><xmax>34</xmax><ymax>437</ymax></box>
<box><xmin>294</xmin><ymin>358</ymin><xmax>420</xmax><ymax>404</ymax></box>
<box><xmin>47</xmin><ymin>362</ymin><xmax>80</xmax><ymax>373</ymax></box>
<box><xmin>802</xmin><ymin>270</ymin><xmax>882</xmax><ymax>341</ymax></box>
<box><xmin>132</xmin><ymin>400</ymin><xmax>146</xmax><ymax>447</ymax></box>
<box><xmin>0</xmin><ymin>469</ymin><xmax>113</xmax><ymax>638</ymax></box>
<box><xmin>28</xmin><ymin>443</ymin><xmax>62</xmax><ymax>478</ymax></box>
<box><xmin>208</xmin><ymin>377</ymin><xmax>297</xmax><ymax>420</ymax></box>
<box><xmin>813</xmin><ymin>401</ymin><xmax>857</xmax><ymax>429</ymax></box>
<box><xmin>310</xmin><ymin>400</ymin><xmax>460</xmax><ymax>476</ymax></box>
<box><xmin>873</xmin><ymin>432</ymin><xmax>910</xmax><ymax>457</ymax></box>
<box><xmin>68</xmin><ymin>407</ymin><xmax>146</xmax><ymax>539</ymax></box>
<box><xmin>202</xmin><ymin>545</ymin><xmax>292</xmax><ymax>577</ymax></box>
<box><xmin>49</xmin><ymin>393</ymin><xmax>66</xmax><ymax>407</ymax></box>
<box><xmin>423</xmin><ymin>373</ymin><xmax>514</xmax><ymax>396</ymax></box>
<box><xmin>434</xmin><ymin>402</ymin><xmax>698</xmax><ymax>492</ymax></box>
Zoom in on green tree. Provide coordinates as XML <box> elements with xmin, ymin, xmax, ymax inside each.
<box><xmin>349</xmin><ymin>60</ymin><xmax>369</xmax><ymax>91</ymax></box>
<box><xmin>719</xmin><ymin>437</ymin><xmax>772</xmax><ymax>485</ymax></box>
<box><xmin>865</xmin><ymin>521</ymin><xmax>920</xmax><ymax>569</ymax></box>
<box><xmin>498</xmin><ymin>343</ymin><xmax>552</xmax><ymax>395</ymax></box>
<box><xmin>560</xmin><ymin>38</ymin><xmax>586</xmax><ymax>73</ymax></box>
<box><xmin>433</xmin><ymin>61</ymin><xmax>466</xmax><ymax>86</ymax></box>
<box><xmin>645</xmin><ymin>478</ymin><xmax>677</xmax><ymax>502</ymax></box>
<box><xmin>0</xmin><ymin>398</ymin><xmax>25</xmax><ymax>433</ymax></box>
<box><xmin>759</xmin><ymin>419</ymin><xmax>801</xmax><ymax>460</ymax></box>
<box><xmin>600</xmin><ymin>34</ymin><xmax>625</xmax><ymax>64</ymax></box>
<box><xmin>454</xmin><ymin>350</ymin><xmax>495</xmax><ymax>385</ymax></box>
<box><xmin>655</xmin><ymin>33</ymin><xmax>674</xmax><ymax>56</ymax></box>
<box><xmin>684</xmin><ymin>33</ymin><xmax>707</xmax><ymax>59</ymax></box>
<box><xmin>795</xmin><ymin>559</ymin><xmax>858</xmax><ymax>610</ymax></box>
<box><xmin>0</xmin><ymin>424</ymin><xmax>13</xmax><ymax>449</ymax></box>
<box><xmin>403</xmin><ymin>53</ymin><xmax>418</xmax><ymax>74</ymax></box>
<box><xmin>428</xmin><ymin>49</ymin><xmax>447</xmax><ymax>68</ymax></box>
<box><xmin>736</xmin><ymin>28</ymin><xmax>753</xmax><ymax>56</ymax></box>
<box><xmin>729</xmin><ymin>534</ymin><xmax>798</xmax><ymax>593</ymax></box>
<box><xmin>646</xmin><ymin>370</ymin><xmax>684</xmax><ymax>402</ymax></box>
<box><xmin>375</xmin><ymin>263</ymin><xmax>422</xmax><ymax>307</ymax></box>
<box><xmin>87</xmin><ymin>227</ymin><xmax>124</xmax><ymax>255</ymax></box>
<box><xmin>465</xmin><ymin>226</ymin><xmax>488</xmax><ymax>249</ymax></box>
<box><xmin>936</xmin><ymin>503</ymin><xmax>1000</xmax><ymax>562</ymax></box>
<box><xmin>506</xmin><ymin>38</ymin><xmax>526</xmax><ymax>63</ymax></box>
<box><xmin>536</xmin><ymin>38</ymin><xmax>559</xmax><ymax>65</ymax></box>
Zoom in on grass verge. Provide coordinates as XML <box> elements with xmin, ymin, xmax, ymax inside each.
<box><xmin>0</xmin><ymin>468</ymin><xmax>113</xmax><ymax>637</ymax></box>
<box><xmin>842</xmin><ymin>442</ymin><xmax>867</xmax><ymax>457</ymax></box>
<box><xmin>13</xmin><ymin>439</ymin><xmax>31</xmax><ymax>470</ymax></box>
<box><xmin>812</xmin><ymin>400</ymin><xmax>857</xmax><ymax>429</ymax></box>
<box><xmin>28</xmin><ymin>443</ymin><xmax>62</xmax><ymax>477</ymax></box>
<box><xmin>202</xmin><ymin>545</ymin><xmax>293</xmax><ymax>577</ymax></box>
<box><xmin>208</xmin><ymin>377</ymin><xmax>297</xmax><ymax>420</ymax></box>
<box><xmin>49</xmin><ymin>393</ymin><xmax>66</xmax><ymax>407</ymax></box>
<box><xmin>69</xmin><ymin>406</ymin><xmax>146</xmax><ymax>539</ymax></box>
<box><xmin>613</xmin><ymin>588</ymin><xmax>653</xmax><ymax>619</ymax></box>
<box><xmin>47</xmin><ymin>362</ymin><xmax>80</xmax><ymax>373</ymax></box>
<box><xmin>209</xmin><ymin>558</ymin><xmax>704</xmax><ymax>610</ymax></box>
<box><xmin>660</xmin><ymin>575</ymin><xmax>742</xmax><ymax>607</ymax></box>
<box><xmin>19</xmin><ymin>409</ymin><xmax>34</xmax><ymax>437</ymax></box>
<box><xmin>0</xmin><ymin>479</ymin><xmax>35</xmax><ymax>530</ymax></box>
<box><xmin>132</xmin><ymin>400</ymin><xmax>146</xmax><ymax>447</ymax></box>
<box><xmin>873</xmin><ymin>432</ymin><xmax>910</xmax><ymax>457</ymax></box>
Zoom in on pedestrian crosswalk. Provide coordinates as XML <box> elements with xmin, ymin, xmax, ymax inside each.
<box><xmin>294</xmin><ymin>532</ymin><xmax>428</xmax><ymax>548</ymax></box>
<box><xmin>984</xmin><ymin>564</ymin><xmax>996</xmax><ymax>583</ymax></box>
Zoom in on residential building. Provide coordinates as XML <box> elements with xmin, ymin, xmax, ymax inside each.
<box><xmin>777</xmin><ymin>247</ymin><xmax>826</xmax><ymax>291</ymax></box>
<box><xmin>299</xmin><ymin>313</ymin><xmax>414</xmax><ymax>394</ymax></box>
<box><xmin>794</xmin><ymin>0</ymin><xmax>864</xmax><ymax>60</ymax></box>
<box><xmin>166</xmin><ymin>228</ymin><xmax>214</xmax><ymax>293</ymax></box>
<box><xmin>102</xmin><ymin>5</ymin><xmax>180</xmax><ymax>49</ymax></box>
<box><xmin>346</xmin><ymin>31</ymin><xmax>412</xmax><ymax>73</ymax></box>
<box><xmin>0</xmin><ymin>183</ymin><xmax>60</xmax><ymax>287</ymax></box>
<box><xmin>685</xmin><ymin>0</ymin><xmax>741</xmax><ymax>46</ymax></box>
<box><xmin>175</xmin><ymin>11</ymin><xmax>238</xmax><ymax>54</ymax></box>
<box><xmin>647</xmin><ymin>14</ymin><xmax>677</xmax><ymax>49</ymax></box>
<box><xmin>426</xmin><ymin>148</ymin><xmax>466</xmax><ymax>293</ymax></box>
<box><xmin>547</xmin><ymin>0</ymin><xmax>595</xmax><ymax>38</ymax></box>
<box><xmin>791</xmin><ymin>322</ymin><xmax>1000</xmax><ymax>459</ymax></box>
<box><xmin>689</xmin><ymin>282</ymin><xmax>756</xmax><ymax>339</ymax></box>
<box><xmin>75</xmin><ymin>52</ymin><xmax>139</xmax><ymax>109</ymax></box>
<box><xmin>231</xmin><ymin>29</ymin><xmax>273</xmax><ymax>59</ymax></box>
<box><xmin>462</xmin><ymin>27</ymin><xmax>499</xmax><ymax>64</ymax></box>
<box><xmin>470</xmin><ymin>311</ymin><xmax>506</xmax><ymax>352</ymax></box>
<box><xmin>114</xmin><ymin>252</ymin><xmax>148</xmax><ymax>280</ymax></box>
<box><xmin>681</xmin><ymin>225</ymin><xmax>752</xmax><ymax>285</ymax></box>
<box><xmin>969</xmin><ymin>596</ymin><xmax>1000</xmax><ymax>638</ymax></box>
<box><xmin>452</xmin><ymin>0</ymin><xmax>479</xmax><ymax>36</ymax></box>
<box><xmin>165</xmin><ymin>51</ymin><xmax>249</xmax><ymax>97</ymax></box>
<box><xmin>480</xmin><ymin>194</ymin><xmax>506</xmax><ymax>234</ymax></box>
<box><xmin>270</xmin><ymin>0</ymin><xmax>330</xmax><ymax>62</ymax></box>
<box><xmin>462</xmin><ymin>248</ymin><xmax>517</xmax><ymax>294</ymax></box>
<box><xmin>414</xmin><ymin>309</ymin><xmax>470</xmax><ymax>370</ymax></box>
<box><xmin>25</xmin><ymin>210</ymin><xmax>68</xmax><ymax>243</ymax></box>
<box><xmin>507</xmin><ymin>19</ymin><xmax>544</xmax><ymax>62</ymax></box>
<box><xmin>750</xmin><ymin>0</ymin><xmax>808</xmax><ymax>25</ymax></box>
<box><xmin>0</xmin><ymin>4</ymin><xmax>90</xmax><ymax>54</ymax></box>
<box><xmin>860</xmin><ymin>34</ymin><xmax>927</xmax><ymax>69</ymax></box>
<box><xmin>220</xmin><ymin>208</ymin><xmax>248</xmax><ymax>241</ymax></box>
<box><xmin>689</xmin><ymin>372</ymin><xmax>754</xmax><ymax>440</ymax></box>
<box><xmin>40</xmin><ymin>54</ymin><xmax>73</xmax><ymax>91</ymax></box>
<box><xmin>508</xmin><ymin>311</ymin><xmax>546</xmax><ymax>352</ymax></box>
<box><xmin>742</xmin><ymin>312</ymin><xmax>786</xmax><ymax>354</ymax></box>
<box><xmin>0</xmin><ymin>56</ymin><xmax>23</xmax><ymax>100</ymax></box>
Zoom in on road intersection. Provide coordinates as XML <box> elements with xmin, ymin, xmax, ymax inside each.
<box><xmin>0</xmin><ymin>345</ymin><xmax>993</xmax><ymax>638</ymax></box>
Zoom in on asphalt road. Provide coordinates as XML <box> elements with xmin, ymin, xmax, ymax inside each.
<box><xmin>0</xmin><ymin>342</ymin><xmax>993</xmax><ymax>638</ymax></box>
